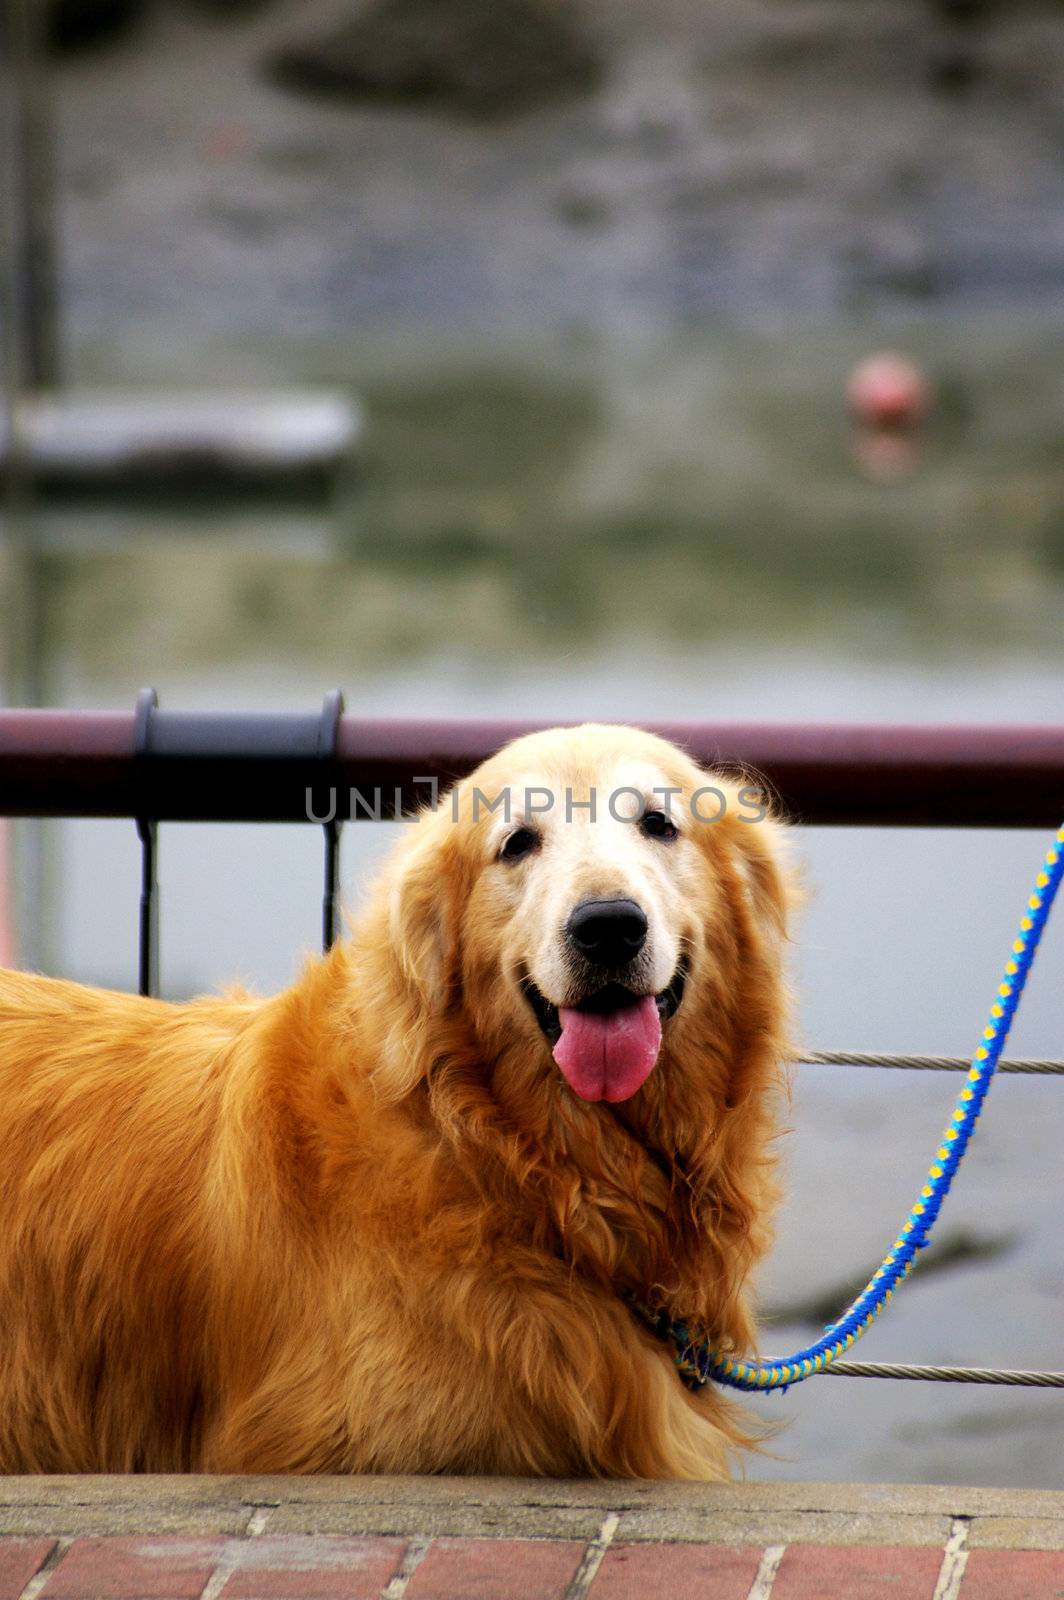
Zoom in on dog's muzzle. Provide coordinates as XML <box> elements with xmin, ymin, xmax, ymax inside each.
<box><xmin>521</xmin><ymin>957</ymin><xmax>689</xmax><ymax>1104</ymax></box>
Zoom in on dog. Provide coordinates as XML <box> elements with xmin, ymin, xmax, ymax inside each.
<box><xmin>0</xmin><ymin>723</ymin><xmax>793</xmax><ymax>1478</ymax></box>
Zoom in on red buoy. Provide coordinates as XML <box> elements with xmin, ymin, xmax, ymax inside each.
<box><xmin>847</xmin><ymin>353</ymin><xmax>930</xmax><ymax>431</ymax></box>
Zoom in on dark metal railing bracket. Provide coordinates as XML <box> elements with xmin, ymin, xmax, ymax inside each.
<box><xmin>318</xmin><ymin>689</ymin><xmax>345</xmax><ymax>952</ymax></box>
<box><xmin>133</xmin><ymin>687</ymin><xmax>159</xmax><ymax>998</ymax></box>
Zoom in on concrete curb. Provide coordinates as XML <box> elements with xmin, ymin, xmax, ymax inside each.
<box><xmin>0</xmin><ymin>1477</ymin><xmax>1062</xmax><ymax>1548</ymax></box>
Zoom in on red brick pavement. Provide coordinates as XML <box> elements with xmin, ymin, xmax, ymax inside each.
<box><xmin>37</xmin><ymin>1537</ymin><xmax>226</xmax><ymax>1598</ymax></box>
<box><xmin>2</xmin><ymin>1530</ymin><xmax>1062</xmax><ymax>1599</ymax></box>
<box><xmin>221</xmin><ymin>1536</ymin><xmax>406</xmax><ymax>1599</ymax></box>
<box><xmin>591</xmin><ymin>1541</ymin><xmax>764</xmax><ymax>1599</ymax></box>
<box><xmin>0</xmin><ymin>1541</ymin><xmax>56</xmax><ymax>1600</ymax></box>
<box><xmin>772</xmin><ymin>1543</ymin><xmax>945</xmax><ymax>1599</ymax></box>
<box><xmin>961</xmin><ymin>1549</ymin><xmax>1064</xmax><ymax>1599</ymax></box>
<box><xmin>403</xmin><ymin>1538</ymin><xmax>585</xmax><ymax>1600</ymax></box>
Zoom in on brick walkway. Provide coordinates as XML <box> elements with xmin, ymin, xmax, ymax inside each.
<box><xmin>1</xmin><ymin>1477</ymin><xmax>1062</xmax><ymax>1599</ymax></box>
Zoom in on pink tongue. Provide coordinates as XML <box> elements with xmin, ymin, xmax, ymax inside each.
<box><xmin>552</xmin><ymin>995</ymin><xmax>662</xmax><ymax>1103</ymax></box>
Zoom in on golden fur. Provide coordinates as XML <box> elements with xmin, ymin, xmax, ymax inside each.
<box><xmin>0</xmin><ymin>724</ymin><xmax>793</xmax><ymax>1478</ymax></box>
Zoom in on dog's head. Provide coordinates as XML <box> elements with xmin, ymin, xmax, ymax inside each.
<box><xmin>359</xmin><ymin>723</ymin><xmax>794</xmax><ymax>1337</ymax></box>
<box><xmin>374</xmin><ymin>723</ymin><xmax>792</xmax><ymax>1117</ymax></box>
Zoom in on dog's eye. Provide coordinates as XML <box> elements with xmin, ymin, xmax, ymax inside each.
<box><xmin>639</xmin><ymin>809</ymin><xmax>679</xmax><ymax>843</ymax></box>
<box><xmin>499</xmin><ymin>826</ymin><xmax>540</xmax><ymax>864</ymax></box>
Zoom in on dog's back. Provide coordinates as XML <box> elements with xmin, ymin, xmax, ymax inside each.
<box><xmin>0</xmin><ymin>970</ymin><xmax>254</xmax><ymax>1470</ymax></box>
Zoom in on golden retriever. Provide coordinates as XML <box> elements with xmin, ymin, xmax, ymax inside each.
<box><xmin>0</xmin><ymin>723</ymin><xmax>792</xmax><ymax>1479</ymax></box>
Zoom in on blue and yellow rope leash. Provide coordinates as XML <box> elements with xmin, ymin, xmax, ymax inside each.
<box><xmin>653</xmin><ymin>822</ymin><xmax>1064</xmax><ymax>1395</ymax></box>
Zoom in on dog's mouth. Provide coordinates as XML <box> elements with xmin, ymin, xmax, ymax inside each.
<box><xmin>521</xmin><ymin>958</ymin><xmax>688</xmax><ymax>1105</ymax></box>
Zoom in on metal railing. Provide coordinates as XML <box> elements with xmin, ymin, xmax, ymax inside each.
<box><xmin>5</xmin><ymin>701</ymin><xmax>1064</xmax><ymax>824</ymax></box>
<box><xmin>1</xmin><ymin>696</ymin><xmax>1062</xmax><ymax>1391</ymax></box>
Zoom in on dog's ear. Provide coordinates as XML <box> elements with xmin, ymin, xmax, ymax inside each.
<box><xmin>387</xmin><ymin>805</ymin><xmax>462</xmax><ymax>1007</ymax></box>
<box><xmin>712</xmin><ymin>781</ymin><xmax>798</xmax><ymax>945</ymax></box>
<box><xmin>727</xmin><ymin>810</ymin><xmax>795</xmax><ymax>941</ymax></box>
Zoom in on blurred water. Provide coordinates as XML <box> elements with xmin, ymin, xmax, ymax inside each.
<box><xmin>5</xmin><ymin>330</ymin><xmax>1064</xmax><ymax>1488</ymax></box>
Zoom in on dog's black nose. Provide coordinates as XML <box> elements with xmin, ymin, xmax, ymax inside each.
<box><xmin>567</xmin><ymin>899</ymin><xmax>648</xmax><ymax>967</ymax></box>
